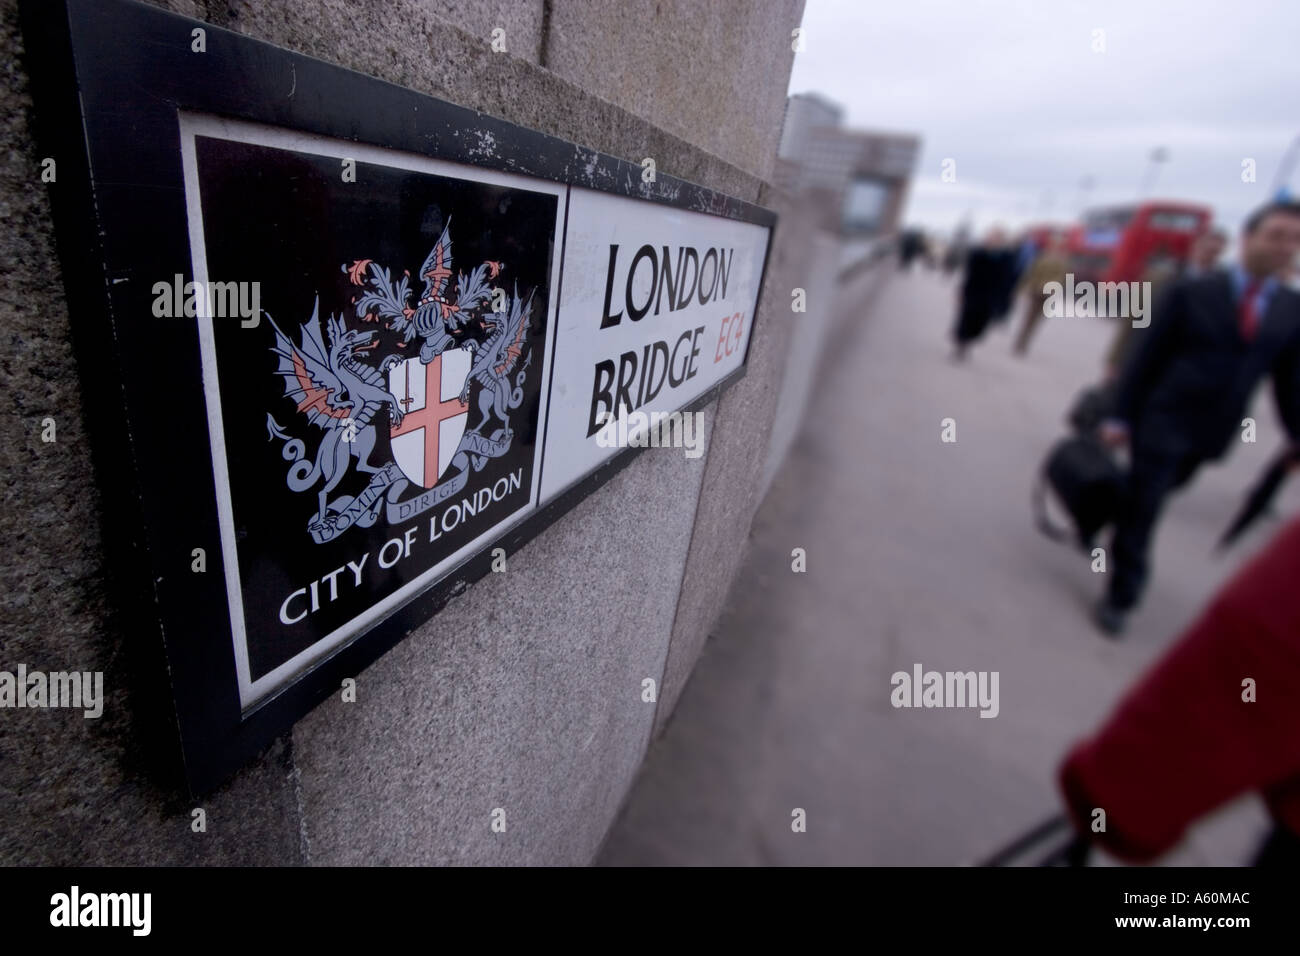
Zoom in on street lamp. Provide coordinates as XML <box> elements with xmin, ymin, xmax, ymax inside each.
<box><xmin>1138</xmin><ymin>147</ymin><xmax>1169</xmax><ymax>197</ymax></box>
<box><xmin>1270</xmin><ymin>133</ymin><xmax>1300</xmax><ymax>200</ymax></box>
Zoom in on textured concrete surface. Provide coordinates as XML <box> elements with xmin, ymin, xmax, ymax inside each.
<box><xmin>544</xmin><ymin>0</ymin><xmax>805</xmax><ymax>182</ymax></box>
<box><xmin>221</xmin><ymin>0</ymin><xmax>765</xmax><ymax>205</ymax></box>
<box><xmin>1</xmin><ymin>0</ymin><xmax>802</xmax><ymax>864</ymax></box>
<box><xmin>598</xmin><ymin>266</ymin><xmax>1291</xmax><ymax>865</ymax></box>
<box><xmin>762</xmin><ymin>229</ymin><xmax>852</xmax><ymax>495</ymax></box>
<box><xmin>0</xmin><ymin>0</ymin><xmax>305</xmax><ymax>866</ymax></box>
<box><xmin>424</xmin><ymin>0</ymin><xmax>546</xmax><ymax>64</ymax></box>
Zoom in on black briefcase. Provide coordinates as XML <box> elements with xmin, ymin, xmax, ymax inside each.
<box><xmin>1034</xmin><ymin>434</ymin><xmax>1125</xmax><ymax>550</ymax></box>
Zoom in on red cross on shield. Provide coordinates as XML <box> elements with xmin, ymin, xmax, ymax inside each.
<box><xmin>387</xmin><ymin>349</ymin><xmax>471</xmax><ymax>489</ymax></box>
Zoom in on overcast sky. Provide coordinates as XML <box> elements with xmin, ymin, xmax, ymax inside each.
<box><xmin>788</xmin><ymin>0</ymin><xmax>1300</xmax><ymax>237</ymax></box>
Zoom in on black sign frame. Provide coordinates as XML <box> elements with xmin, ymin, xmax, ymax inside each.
<box><xmin>22</xmin><ymin>0</ymin><xmax>775</xmax><ymax>794</ymax></box>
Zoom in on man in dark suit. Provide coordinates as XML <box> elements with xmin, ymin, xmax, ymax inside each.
<box><xmin>1094</xmin><ymin>201</ymin><xmax>1300</xmax><ymax>635</ymax></box>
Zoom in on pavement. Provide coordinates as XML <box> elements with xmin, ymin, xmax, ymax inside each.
<box><xmin>596</xmin><ymin>262</ymin><xmax>1300</xmax><ymax>866</ymax></box>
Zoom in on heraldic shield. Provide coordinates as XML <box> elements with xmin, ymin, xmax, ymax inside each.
<box><xmin>387</xmin><ymin>349</ymin><xmax>472</xmax><ymax>489</ymax></box>
<box><xmin>262</xmin><ymin>214</ymin><xmax>542</xmax><ymax>547</ymax></box>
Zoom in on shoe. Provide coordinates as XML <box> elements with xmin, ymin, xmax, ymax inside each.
<box><xmin>1092</xmin><ymin>598</ymin><xmax>1127</xmax><ymax>638</ymax></box>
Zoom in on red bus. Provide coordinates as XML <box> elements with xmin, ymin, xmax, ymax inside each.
<box><xmin>1066</xmin><ymin>201</ymin><xmax>1212</xmax><ymax>284</ymax></box>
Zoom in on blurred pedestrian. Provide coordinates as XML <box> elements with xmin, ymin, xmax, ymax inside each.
<box><xmin>989</xmin><ymin>232</ymin><xmax>1035</xmax><ymax>326</ymax></box>
<box><xmin>898</xmin><ymin>228</ymin><xmax>927</xmax><ymax>271</ymax></box>
<box><xmin>1059</xmin><ymin>514</ymin><xmax>1300</xmax><ymax>864</ymax></box>
<box><xmin>951</xmin><ymin>226</ymin><xmax>1017</xmax><ymax>361</ymax></box>
<box><xmin>943</xmin><ymin>222</ymin><xmax>971</xmax><ymax>277</ymax></box>
<box><xmin>1013</xmin><ymin>233</ymin><xmax>1070</xmax><ymax>356</ymax></box>
<box><xmin>1092</xmin><ymin>201</ymin><xmax>1300</xmax><ymax>635</ymax></box>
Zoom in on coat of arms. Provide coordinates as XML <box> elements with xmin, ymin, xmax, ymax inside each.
<box><xmin>265</xmin><ymin>221</ymin><xmax>535</xmax><ymax>543</ymax></box>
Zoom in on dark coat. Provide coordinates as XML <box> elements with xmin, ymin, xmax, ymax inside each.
<box><xmin>1112</xmin><ymin>270</ymin><xmax>1300</xmax><ymax>461</ymax></box>
<box><xmin>953</xmin><ymin>247</ymin><xmax>1017</xmax><ymax>344</ymax></box>
<box><xmin>994</xmin><ymin>240</ymin><xmax>1036</xmax><ymax>318</ymax></box>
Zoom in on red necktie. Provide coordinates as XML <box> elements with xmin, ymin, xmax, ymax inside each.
<box><xmin>1239</xmin><ymin>280</ymin><xmax>1262</xmax><ymax>342</ymax></box>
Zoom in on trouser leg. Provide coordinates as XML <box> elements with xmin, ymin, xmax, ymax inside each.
<box><xmin>1014</xmin><ymin>300</ymin><xmax>1043</xmax><ymax>353</ymax></box>
<box><xmin>1107</xmin><ymin>454</ymin><xmax>1193</xmax><ymax>610</ymax></box>
<box><xmin>1252</xmin><ymin>825</ymin><xmax>1300</xmax><ymax>865</ymax></box>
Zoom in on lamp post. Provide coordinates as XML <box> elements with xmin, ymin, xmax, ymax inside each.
<box><xmin>1270</xmin><ymin>133</ymin><xmax>1300</xmax><ymax>200</ymax></box>
<box><xmin>1138</xmin><ymin>147</ymin><xmax>1169</xmax><ymax>197</ymax></box>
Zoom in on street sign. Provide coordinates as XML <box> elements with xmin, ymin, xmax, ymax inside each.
<box><xmin>24</xmin><ymin>0</ymin><xmax>774</xmax><ymax>792</ymax></box>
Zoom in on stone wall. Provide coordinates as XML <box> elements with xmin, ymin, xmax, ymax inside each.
<box><xmin>0</xmin><ymin>0</ymin><xmax>812</xmax><ymax>864</ymax></box>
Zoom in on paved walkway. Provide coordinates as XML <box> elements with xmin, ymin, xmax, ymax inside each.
<box><xmin>597</xmin><ymin>264</ymin><xmax>1300</xmax><ymax>866</ymax></box>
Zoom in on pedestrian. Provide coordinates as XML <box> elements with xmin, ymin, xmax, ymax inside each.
<box><xmin>951</xmin><ymin>226</ymin><xmax>1017</xmax><ymax>361</ymax></box>
<box><xmin>1013</xmin><ymin>233</ymin><xmax>1070</xmax><ymax>356</ymax></box>
<box><xmin>1059</xmin><ymin>514</ymin><xmax>1300</xmax><ymax>864</ymax></box>
<box><xmin>989</xmin><ymin>231</ymin><xmax>1034</xmax><ymax>326</ymax></box>
<box><xmin>1092</xmin><ymin>201</ymin><xmax>1300</xmax><ymax>635</ymax></box>
<box><xmin>943</xmin><ymin>222</ymin><xmax>971</xmax><ymax>277</ymax></box>
<box><xmin>898</xmin><ymin>228</ymin><xmax>926</xmax><ymax>271</ymax></box>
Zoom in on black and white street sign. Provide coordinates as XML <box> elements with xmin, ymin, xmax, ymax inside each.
<box><xmin>24</xmin><ymin>0</ymin><xmax>774</xmax><ymax>791</ymax></box>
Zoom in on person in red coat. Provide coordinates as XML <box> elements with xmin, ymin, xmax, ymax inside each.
<box><xmin>1058</xmin><ymin>514</ymin><xmax>1300</xmax><ymax>863</ymax></box>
